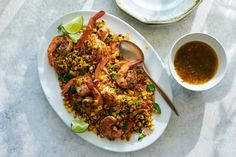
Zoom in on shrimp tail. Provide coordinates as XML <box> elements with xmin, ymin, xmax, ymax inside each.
<box><xmin>89</xmin><ymin>10</ymin><xmax>105</xmax><ymax>27</ymax></box>
<box><xmin>95</xmin><ymin>57</ymin><xmax>110</xmax><ymax>80</ymax></box>
<box><xmin>77</xmin><ymin>11</ymin><xmax>106</xmax><ymax>49</ymax></box>
<box><xmin>92</xmin><ymin>87</ymin><xmax>103</xmax><ymax>105</ymax></box>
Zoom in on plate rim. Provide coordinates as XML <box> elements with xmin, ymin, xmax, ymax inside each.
<box><xmin>115</xmin><ymin>0</ymin><xmax>202</xmax><ymax>25</ymax></box>
<box><xmin>38</xmin><ymin>10</ymin><xmax>172</xmax><ymax>152</ymax></box>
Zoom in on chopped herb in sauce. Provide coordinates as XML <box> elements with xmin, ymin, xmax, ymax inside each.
<box><xmin>174</xmin><ymin>41</ymin><xmax>218</xmax><ymax>84</ymax></box>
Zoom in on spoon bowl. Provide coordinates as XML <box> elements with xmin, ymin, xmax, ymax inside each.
<box><xmin>119</xmin><ymin>40</ymin><xmax>144</xmax><ymax>60</ymax></box>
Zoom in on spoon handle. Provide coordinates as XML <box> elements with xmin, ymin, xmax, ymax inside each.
<box><xmin>142</xmin><ymin>65</ymin><xmax>179</xmax><ymax>116</ymax></box>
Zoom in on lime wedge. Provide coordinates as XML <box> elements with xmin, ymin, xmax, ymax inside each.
<box><xmin>68</xmin><ymin>33</ymin><xmax>81</xmax><ymax>43</ymax></box>
<box><xmin>71</xmin><ymin>119</ymin><xmax>88</xmax><ymax>133</ymax></box>
<box><xmin>62</xmin><ymin>16</ymin><xmax>83</xmax><ymax>34</ymax></box>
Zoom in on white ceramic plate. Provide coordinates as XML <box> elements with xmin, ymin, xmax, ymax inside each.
<box><xmin>38</xmin><ymin>10</ymin><xmax>172</xmax><ymax>152</ymax></box>
<box><xmin>116</xmin><ymin>0</ymin><xmax>202</xmax><ymax>24</ymax></box>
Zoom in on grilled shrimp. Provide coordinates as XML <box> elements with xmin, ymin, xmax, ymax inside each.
<box><xmin>116</xmin><ymin>59</ymin><xmax>143</xmax><ymax>89</ymax></box>
<box><xmin>92</xmin><ymin>87</ymin><xmax>103</xmax><ymax>105</ymax></box>
<box><xmin>47</xmin><ymin>35</ymin><xmax>73</xmax><ymax>67</ymax></box>
<box><xmin>97</xmin><ymin>28</ymin><xmax>109</xmax><ymax>41</ymax></box>
<box><xmin>100</xmin><ymin>116</ymin><xmax>124</xmax><ymax>139</ymax></box>
<box><xmin>61</xmin><ymin>75</ymin><xmax>93</xmax><ymax>96</ymax></box>
<box><xmin>77</xmin><ymin>10</ymin><xmax>105</xmax><ymax>49</ymax></box>
<box><xmin>89</xmin><ymin>34</ymin><xmax>111</xmax><ymax>60</ymax></box>
<box><xmin>99</xmin><ymin>85</ymin><xmax>117</xmax><ymax>105</ymax></box>
<box><xmin>62</xmin><ymin>75</ymin><xmax>103</xmax><ymax>104</ymax></box>
<box><xmin>81</xmin><ymin>96</ymin><xmax>94</xmax><ymax>114</ymax></box>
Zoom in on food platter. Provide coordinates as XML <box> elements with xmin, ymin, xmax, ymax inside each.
<box><xmin>38</xmin><ymin>10</ymin><xmax>172</xmax><ymax>152</ymax></box>
<box><xmin>116</xmin><ymin>0</ymin><xmax>202</xmax><ymax>25</ymax></box>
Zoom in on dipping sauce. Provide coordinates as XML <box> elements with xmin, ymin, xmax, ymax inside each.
<box><xmin>174</xmin><ymin>41</ymin><xmax>218</xmax><ymax>84</ymax></box>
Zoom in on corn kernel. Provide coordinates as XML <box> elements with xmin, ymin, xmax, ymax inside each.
<box><xmin>94</xmin><ymin>100</ymin><xmax>98</xmax><ymax>104</ymax></box>
<box><xmin>67</xmin><ymin>107</ymin><xmax>73</xmax><ymax>113</ymax></box>
<box><xmin>128</xmin><ymin>90</ymin><xmax>134</xmax><ymax>95</ymax></box>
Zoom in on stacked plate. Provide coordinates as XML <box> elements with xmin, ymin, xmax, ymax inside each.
<box><xmin>116</xmin><ymin>0</ymin><xmax>202</xmax><ymax>25</ymax></box>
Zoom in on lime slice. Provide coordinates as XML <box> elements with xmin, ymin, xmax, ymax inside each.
<box><xmin>71</xmin><ymin>119</ymin><xmax>88</xmax><ymax>133</ymax></box>
<box><xmin>68</xmin><ymin>33</ymin><xmax>81</xmax><ymax>43</ymax></box>
<box><xmin>62</xmin><ymin>16</ymin><xmax>83</xmax><ymax>34</ymax></box>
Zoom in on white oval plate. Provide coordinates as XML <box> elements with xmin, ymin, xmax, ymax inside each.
<box><xmin>116</xmin><ymin>0</ymin><xmax>202</xmax><ymax>25</ymax></box>
<box><xmin>38</xmin><ymin>10</ymin><xmax>172</xmax><ymax>152</ymax></box>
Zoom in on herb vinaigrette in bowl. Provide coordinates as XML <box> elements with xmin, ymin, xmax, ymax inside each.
<box><xmin>174</xmin><ymin>41</ymin><xmax>218</xmax><ymax>84</ymax></box>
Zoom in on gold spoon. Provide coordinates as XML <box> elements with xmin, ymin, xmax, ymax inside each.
<box><xmin>119</xmin><ymin>40</ymin><xmax>179</xmax><ymax>116</ymax></box>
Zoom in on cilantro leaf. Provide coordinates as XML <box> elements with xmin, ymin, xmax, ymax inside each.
<box><xmin>135</xmin><ymin>101</ymin><xmax>141</xmax><ymax>107</ymax></box>
<box><xmin>79</xmin><ymin>66</ymin><xmax>89</xmax><ymax>75</ymax></box>
<box><xmin>146</xmin><ymin>83</ymin><xmax>155</xmax><ymax>92</ymax></box>
<box><xmin>138</xmin><ymin>134</ymin><xmax>144</xmax><ymax>141</ymax></box>
<box><xmin>123</xmin><ymin>121</ymin><xmax>128</xmax><ymax>130</ymax></box>
<box><xmin>57</xmin><ymin>24</ymin><xmax>68</xmax><ymax>35</ymax></box>
<box><xmin>111</xmin><ymin>73</ymin><xmax>118</xmax><ymax>79</ymax></box>
<box><xmin>69</xmin><ymin>85</ymin><xmax>77</xmax><ymax>94</ymax></box>
<box><xmin>63</xmin><ymin>72</ymin><xmax>74</xmax><ymax>82</ymax></box>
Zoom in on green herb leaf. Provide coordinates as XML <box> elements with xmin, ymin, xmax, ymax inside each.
<box><xmin>106</xmin><ymin>33</ymin><xmax>115</xmax><ymax>42</ymax></box>
<box><xmin>153</xmin><ymin>103</ymin><xmax>161</xmax><ymax>114</ymax></box>
<box><xmin>138</xmin><ymin>134</ymin><xmax>144</xmax><ymax>141</ymax></box>
<box><xmin>57</xmin><ymin>24</ymin><xmax>68</xmax><ymax>35</ymax></box>
<box><xmin>72</xmin><ymin>104</ymin><xmax>79</xmax><ymax>111</ymax></box>
<box><xmin>135</xmin><ymin>101</ymin><xmax>141</xmax><ymax>107</ymax></box>
<box><xmin>106</xmin><ymin>35</ymin><xmax>113</xmax><ymax>42</ymax></box>
<box><xmin>118</xmin><ymin>111</ymin><xmax>123</xmax><ymax>115</ymax></box>
<box><xmin>146</xmin><ymin>83</ymin><xmax>155</xmax><ymax>92</ymax></box>
<box><xmin>69</xmin><ymin>85</ymin><xmax>77</xmax><ymax>94</ymax></box>
<box><xmin>125</xmin><ymin>106</ymin><xmax>130</xmax><ymax>113</ymax></box>
<box><xmin>109</xmin><ymin>106</ymin><xmax>113</xmax><ymax>115</ymax></box>
<box><xmin>57</xmin><ymin>24</ymin><xmax>63</xmax><ymax>32</ymax></box>
<box><xmin>111</xmin><ymin>73</ymin><xmax>118</xmax><ymax>79</ymax></box>
<box><xmin>58</xmin><ymin>76</ymin><xmax>63</xmax><ymax>81</ymax></box>
<box><xmin>123</xmin><ymin>121</ymin><xmax>128</xmax><ymax>130</ymax></box>
<box><xmin>110</xmin><ymin>64</ymin><xmax>118</xmax><ymax>70</ymax></box>
<box><xmin>79</xmin><ymin>66</ymin><xmax>89</xmax><ymax>75</ymax></box>
<box><xmin>63</xmin><ymin>72</ymin><xmax>74</xmax><ymax>82</ymax></box>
